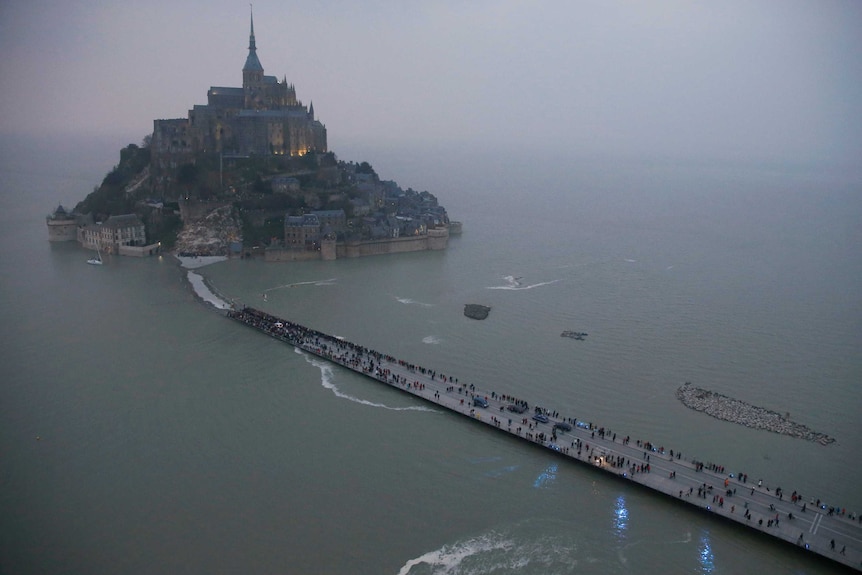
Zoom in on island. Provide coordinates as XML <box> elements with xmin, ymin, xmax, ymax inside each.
<box><xmin>47</xmin><ymin>11</ymin><xmax>458</xmax><ymax>262</ymax></box>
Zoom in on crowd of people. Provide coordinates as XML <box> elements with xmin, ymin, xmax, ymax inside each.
<box><xmin>227</xmin><ymin>305</ymin><xmax>860</xmax><ymax>559</ymax></box>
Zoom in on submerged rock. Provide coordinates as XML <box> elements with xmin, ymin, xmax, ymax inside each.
<box><xmin>676</xmin><ymin>383</ymin><xmax>835</xmax><ymax>444</ymax></box>
<box><xmin>464</xmin><ymin>304</ymin><xmax>491</xmax><ymax>320</ymax></box>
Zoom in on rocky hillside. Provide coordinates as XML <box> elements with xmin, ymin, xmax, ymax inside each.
<box><xmin>174</xmin><ymin>205</ymin><xmax>243</xmax><ymax>256</ymax></box>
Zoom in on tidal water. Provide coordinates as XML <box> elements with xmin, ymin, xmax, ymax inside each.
<box><xmin>1</xmin><ymin>137</ymin><xmax>861</xmax><ymax>574</ymax></box>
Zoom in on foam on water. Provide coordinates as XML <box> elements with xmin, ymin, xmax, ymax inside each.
<box><xmin>422</xmin><ymin>335</ymin><xmax>441</xmax><ymax>344</ymax></box>
<box><xmin>395</xmin><ymin>296</ymin><xmax>433</xmax><ymax>307</ymax></box>
<box><xmin>263</xmin><ymin>278</ymin><xmax>337</xmax><ymax>292</ymax></box>
<box><xmin>296</xmin><ymin>348</ymin><xmax>436</xmax><ymax>412</ymax></box>
<box><xmin>487</xmin><ymin>275</ymin><xmax>561</xmax><ymax>290</ymax></box>
<box><xmin>395</xmin><ymin>524</ymin><xmax>596</xmax><ymax>575</ymax></box>
<box><xmin>396</xmin><ymin>531</ymin><xmax>516</xmax><ymax>575</ymax></box>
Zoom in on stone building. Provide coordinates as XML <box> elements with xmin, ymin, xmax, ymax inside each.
<box><xmin>271</xmin><ymin>175</ymin><xmax>300</xmax><ymax>194</ymax></box>
<box><xmin>78</xmin><ymin>214</ymin><xmax>147</xmax><ymax>254</ymax></box>
<box><xmin>46</xmin><ymin>205</ymin><xmax>78</xmax><ymax>241</ymax></box>
<box><xmin>312</xmin><ymin>209</ymin><xmax>346</xmax><ymax>235</ymax></box>
<box><xmin>151</xmin><ymin>9</ymin><xmax>327</xmax><ymax>192</ymax></box>
<box><xmin>284</xmin><ymin>214</ymin><xmax>321</xmax><ymax>249</ymax></box>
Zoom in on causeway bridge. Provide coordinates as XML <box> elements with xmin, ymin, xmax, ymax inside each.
<box><xmin>227</xmin><ymin>306</ymin><xmax>862</xmax><ymax>572</ymax></box>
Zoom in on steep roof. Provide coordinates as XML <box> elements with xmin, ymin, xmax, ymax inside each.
<box><xmin>243</xmin><ymin>8</ymin><xmax>264</xmax><ymax>73</ymax></box>
<box><xmin>103</xmin><ymin>214</ymin><xmax>144</xmax><ymax>229</ymax></box>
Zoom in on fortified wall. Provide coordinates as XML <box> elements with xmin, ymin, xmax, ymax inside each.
<box><xmin>46</xmin><ymin>205</ymin><xmax>78</xmax><ymax>241</ymax></box>
<box><xmin>264</xmin><ymin>228</ymin><xmax>448</xmax><ymax>262</ymax></box>
<box><xmin>337</xmin><ymin>228</ymin><xmax>448</xmax><ymax>258</ymax></box>
<box><xmin>47</xmin><ymin>218</ymin><xmax>78</xmax><ymax>242</ymax></box>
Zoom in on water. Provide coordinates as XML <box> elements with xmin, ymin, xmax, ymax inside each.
<box><xmin>1</xmin><ymin>137</ymin><xmax>860</xmax><ymax>574</ymax></box>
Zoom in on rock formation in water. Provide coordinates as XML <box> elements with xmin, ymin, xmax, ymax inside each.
<box><xmin>464</xmin><ymin>304</ymin><xmax>491</xmax><ymax>320</ymax></box>
<box><xmin>676</xmin><ymin>383</ymin><xmax>834</xmax><ymax>444</ymax></box>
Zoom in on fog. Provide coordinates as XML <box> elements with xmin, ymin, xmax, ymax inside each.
<box><xmin>1</xmin><ymin>1</ymin><xmax>860</xmax><ymax>169</ymax></box>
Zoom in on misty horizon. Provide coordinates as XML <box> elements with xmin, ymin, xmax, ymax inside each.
<box><xmin>1</xmin><ymin>1</ymin><xmax>861</xmax><ymax>171</ymax></box>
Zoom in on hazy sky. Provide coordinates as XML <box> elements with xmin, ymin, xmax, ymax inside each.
<box><xmin>2</xmin><ymin>1</ymin><xmax>860</xmax><ymax>167</ymax></box>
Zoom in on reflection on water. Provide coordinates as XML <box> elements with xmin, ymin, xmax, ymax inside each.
<box><xmin>533</xmin><ymin>463</ymin><xmax>558</xmax><ymax>489</ymax></box>
<box><xmin>613</xmin><ymin>495</ymin><xmax>628</xmax><ymax>539</ymax></box>
<box><xmin>699</xmin><ymin>530</ymin><xmax>715</xmax><ymax>573</ymax></box>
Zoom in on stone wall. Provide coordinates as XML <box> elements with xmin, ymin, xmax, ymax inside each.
<box><xmin>320</xmin><ymin>238</ymin><xmax>336</xmax><ymax>261</ymax></box>
<box><xmin>263</xmin><ymin>229</ymin><xmax>448</xmax><ymax>261</ymax></box>
<box><xmin>337</xmin><ymin>234</ymin><xmax>439</xmax><ymax>259</ymax></box>
<box><xmin>47</xmin><ymin>220</ymin><xmax>77</xmax><ymax>242</ymax></box>
<box><xmin>426</xmin><ymin>227</ymin><xmax>449</xmax><ymax>250</ymax></box>
<box><xmin>118</xmin><ymin>243</ymin><xmax>162</xmax><ymax>257</ymax></box>
<box><xmin>264</xmin><ymin>247</ymin><xmax>322</xmax><ymax>262</ymax></box>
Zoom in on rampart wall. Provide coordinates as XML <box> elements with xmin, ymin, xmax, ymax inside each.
<box><xmin>118</xmin><ymin>243</ymin><xmax>162</xmax><ymax>257</ymax></box>
<box><xmin>264</xmin><ymin>247</ymin><xmax>322</xmax><ymax>262</ymax></box>
<box><xmin>47</xmin><ymin>220</ymin><xmax>77</xmax><ymax>241</ymax></box>
<box><xmin>262</xmin><ymin>228</ymin><xmax>448</xmax><ymax>262</ymax></box>
<box><xmin>337</xmin><ymin>230</ymin><xmax>448</xmax><ymax>258</ymax></box>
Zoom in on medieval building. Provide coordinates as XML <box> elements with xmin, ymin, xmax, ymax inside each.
<box><xmin>151</xmin><ymin>10</ymin><xmax>327</xmax><ymax>192</ymax></box>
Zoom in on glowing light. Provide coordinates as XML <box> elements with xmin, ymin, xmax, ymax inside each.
<box><xmin>614</xmin><ymin>495</ymin><xmax>628</xmax><ymax>535</ymax></box>
<box><xmin>699</xmin><ymin>530</ymin><xmax>715</xmax><ymax>573</ymax></box>
<box><xmin>533</xmin><ymin>463</ymin><xmax>558</xmax><ymax>488</ymax></box>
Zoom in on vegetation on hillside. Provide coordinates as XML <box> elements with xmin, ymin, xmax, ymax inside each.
<box><xmin>72</xmin><ymin>136</ymin><xmax>445</xmax><ymax>251</ymax></box>
<box><xmin>74</xmin><ymin>144</ymin><xmax>149</xmax><ymax>219</ymax></box>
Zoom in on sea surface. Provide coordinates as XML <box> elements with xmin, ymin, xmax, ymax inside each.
<box><xmin>1</xmin><ymin>136</ymin><xmax>861</xmax><ymax>574</ymax></box>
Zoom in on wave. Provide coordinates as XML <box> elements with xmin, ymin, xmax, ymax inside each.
<box><xmin>395</xmin><ymin>523</ymin><xmax>595</xmax><ymax>574</ymax></box>
<box><xmin>395</xmin><ymin>296</ymin><xmax>433</xmax><ymax>307</ymax></box>
<box><xmin>422</xmin><ymin>335</ymin><xmax>441</xmax><ymax>344</ymax></box>
<box><xmin>296</xmin><ymin>349</ymin><xmax>436</xmax><ymax>412</ymax></box>
<box><xmin>263</xmin><ymin>278</ymin><xmax>337</xmax><ymax>292</ymax></box>
<box><xmin>396</xmin><ymin>531</ymin><xmax>516</xmax><ymax>575</ymax></box>
<box><xmin>186</xmin><ymin>271</ymin><xmax>231</xmax><ymax>310</ymax></box>
<box><xmin>487</xmin><ymin>275</ymin><xmax>561</xmax><ymax>291</ymax></box>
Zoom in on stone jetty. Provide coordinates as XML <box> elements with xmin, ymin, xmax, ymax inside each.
<box><xmin>226</xmin><ymin>306</ymin><xmax>861</xmax><ymax>572</ymax></box>
<box><xmin>676</xmin><ymin>383</ymin><xmax>835</xmax><ymax>445</ymax></box>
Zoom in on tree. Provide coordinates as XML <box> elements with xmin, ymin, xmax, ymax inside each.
<box><xmin>356</xmin><ymin>161</ymin><xmax>376</xmax><ymax>176</ymax></box>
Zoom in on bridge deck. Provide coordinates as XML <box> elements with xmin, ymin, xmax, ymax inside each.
<box><xmin>228</xmin><ymin>306</ymin><xmax>862</xmax><ymax>571</ymax></box>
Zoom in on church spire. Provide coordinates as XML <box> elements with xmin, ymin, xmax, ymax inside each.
<box><xmin>249</xmin><ymin>5</ymin><xmax>256</xmax><ymax>51</ymax></box>
<box><xmin>243</xmin><ymin>5</ymin><xmax>263</xmax><ymax>73</ymax></box>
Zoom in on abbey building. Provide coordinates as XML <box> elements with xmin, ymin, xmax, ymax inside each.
<box><xmin>151</xmin><ymin>11</ymin><xmax>327</xmax><ymax>190</ymax></box>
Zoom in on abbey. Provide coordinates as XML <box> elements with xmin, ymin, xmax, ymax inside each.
<box><xmin>151</xmin><ymin>11</ymin><xmax>327</xmax><ymax>190</ymax></box>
